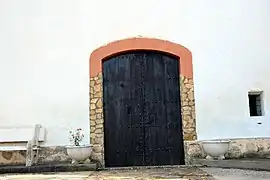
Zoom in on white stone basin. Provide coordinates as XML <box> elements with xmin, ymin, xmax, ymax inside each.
<box><xmin>66</xmin><ymin>145</ymin><xmax>92</xmax><ymax>163</ymax></box>
<box><xmin>201</xmin><ymin>140</ymin><xmax>230</xmax><ymax>160</ymax></box>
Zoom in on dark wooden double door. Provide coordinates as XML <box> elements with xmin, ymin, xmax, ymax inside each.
<box><xmin>102</xmin><ymin>50</ymin><xmax>184</xmax><ymax>167</ymax></box>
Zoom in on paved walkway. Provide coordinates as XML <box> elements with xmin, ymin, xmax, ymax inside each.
<box><xmin>203</xmin><ymin>167</ymin><xmax>270</xmax><ymax>180</ymax></box>
<box><xmin>0</xmin><ymin>167</ymin><xmax>214</xmax><ymax>180</ymax></box>
<box><xmin>1</xmin><ymin>166</ymin><xmax>270</xmax><ymax>179</ymax></box>
<box><xmin>193</xmin><ymin>159</ymin><xmax>270</xmax><ymax>171</ymax></box>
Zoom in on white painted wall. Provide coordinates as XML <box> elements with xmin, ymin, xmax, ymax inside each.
<box><xmin>0</xmin><ymin>0</ymin><xmax>270</xmax><ymax>145</ymax></box>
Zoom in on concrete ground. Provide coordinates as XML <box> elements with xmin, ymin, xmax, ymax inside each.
<box><xmin>203</xmin><ymin>167</ymin><xmax>270</xmax><ymax>180</ymax></box>
<box><xmin>0</xmin><ymin>167</ymin><xmax>213</xmax><ymax>179</ymax></box>
<box><xmin>193</xmin><ymin>159</ymin><xmax>270</xmax><ymax>171</ymax></box>
<box><xmin>196</xmin><ymin>159</ymin><xmax>270</xmax><ymax>179</ymax></box>
<box><xmin>0</xmin><ymin>166</ymin><xmax>270</xmax><ymax>179</ymax></box>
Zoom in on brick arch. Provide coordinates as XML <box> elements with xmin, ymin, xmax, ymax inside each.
<box><xmin>89</xmin><ymin>37</ymin><xmax>193</xmax><ymax>78</ymax></box>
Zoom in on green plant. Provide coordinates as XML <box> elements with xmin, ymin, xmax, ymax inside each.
<box><xmin>69</xmin><ymin>128</ymin><xmax>84</xmax><ymax>146</ymax></box>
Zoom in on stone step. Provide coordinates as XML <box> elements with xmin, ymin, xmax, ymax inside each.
<box><xmin>192</xmin><ymin>158</ymin><xmax>270</xmax><ymax>171</ymax></box>
<box><xmin>0</xmin><ymin>163</ymin><xmax>97</xmax><ymax>174</ymax></box>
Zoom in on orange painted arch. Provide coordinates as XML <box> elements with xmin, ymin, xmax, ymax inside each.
<box><xmin>89</xmin><ymin>37</ymin><xmax>193</xmax><ymax>78</ymax></box>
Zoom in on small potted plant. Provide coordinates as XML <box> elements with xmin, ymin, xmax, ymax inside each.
<box><xmin>66</xmin><ymin>128</ymin><xmax>92</xmax><ymax>164</ymax></box>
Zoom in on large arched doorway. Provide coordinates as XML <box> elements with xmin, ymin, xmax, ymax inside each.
<box><xmin>103</xmin><ymin>50</ymin><xmax>184</xmax><ymax>167</ymax></box>
<box><xmin>89</xmin><ymin>37</ymin><xmax>196</xmax><ymax>168</ymax></box>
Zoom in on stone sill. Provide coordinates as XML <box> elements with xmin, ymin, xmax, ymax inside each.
<box><xmin>0</xmin><ymin>163</ymin><xmax>97</xmax><ymax>174</ymax></box>
<box><xmin>104</xmin><ymin>165</ymin><xmax>205</xmax><ymax>170</ymax></box>
<box><xmin>192</xmin><ymin>158</ymin><xmax>270</xmax><ymax>171</ymax></box>
<box><xmin>197</xmin><ymin>137</ymin><xmax>270</xmax><ymax>141</ymax></box>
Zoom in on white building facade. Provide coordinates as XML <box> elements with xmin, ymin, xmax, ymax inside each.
<box><xmin>0</xmin><ymin>0</ymin><xmax>270</xmax><ymax>164</ymax></box>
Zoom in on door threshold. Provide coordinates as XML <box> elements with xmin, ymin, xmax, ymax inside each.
<box><xmin>104</xmin><ymin>165</ymin><xmax>204</xmax><ymax>170</ymax></box>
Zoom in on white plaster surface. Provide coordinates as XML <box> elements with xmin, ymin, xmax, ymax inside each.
<box><xmin>0</xmin><ymin>0</ymin><xmax>270</xmax><ymax>145</ymax></box>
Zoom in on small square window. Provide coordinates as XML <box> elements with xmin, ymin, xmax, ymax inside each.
<box><xmin>248</xmin><ymin>91</ymin><xmax>264</xmax><ymax>117</ymax></box>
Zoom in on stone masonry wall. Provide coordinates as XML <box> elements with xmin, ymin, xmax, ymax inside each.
<box><xmin>89</xmin><ymin>72</ymin><xmax>104</xmax><ymax>167</ymax></box>
<box><xmin>184</xmin><ymin>138</ymin><xmax>270</xmax><ymax>162</ymax></box>
<box><xmin>0</xmin><ymin>146</ymin><xmax>70</xmax><ymax>165</ymax></box>
<box><xmin>180</xmin><ymin>75</ymin><xmax>197</xmax><ymax>141</ymax></box>
<box><xmin>89</xmin><ymin>72</ymin><xmax>196</xmax><ymax>166</ymax></box>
